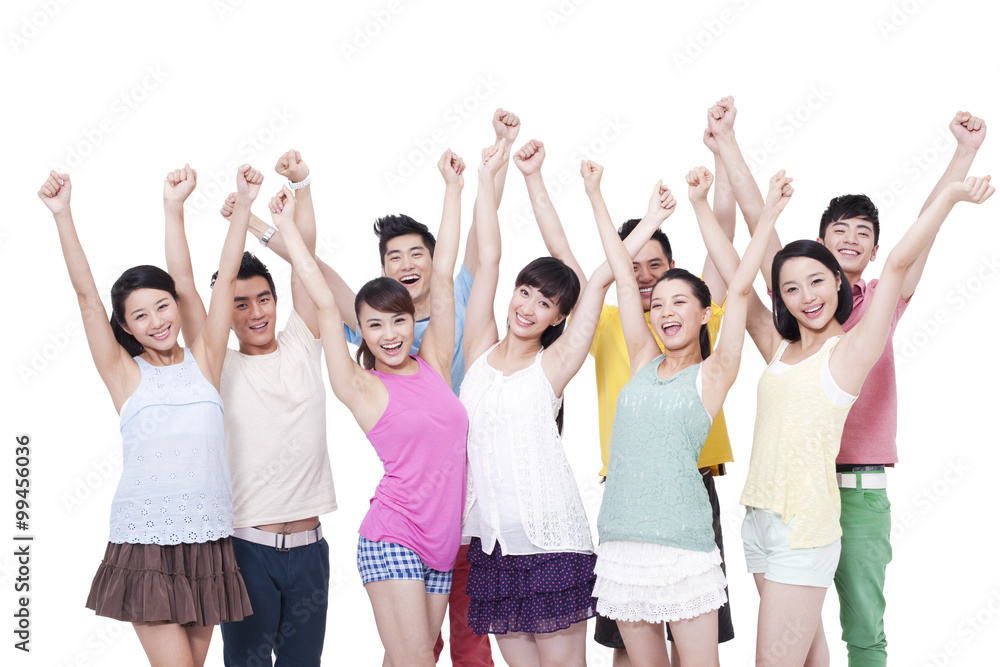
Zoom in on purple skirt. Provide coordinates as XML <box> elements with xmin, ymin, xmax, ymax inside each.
<box><xmin>466</xmin><ymin>537</ymin><xmax>597</xmax><ymax>635</ymax></box>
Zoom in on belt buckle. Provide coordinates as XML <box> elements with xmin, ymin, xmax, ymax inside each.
<box><xmin>276</xmin><ymin>533</ymin><xmax>290</xmax><ymax>552</ymax></box>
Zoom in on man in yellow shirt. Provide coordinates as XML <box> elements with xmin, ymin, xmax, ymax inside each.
<box><xmin>512</xmin><ymin>136</ymin><xmax>736</xmax><ymax>667</ymax></box>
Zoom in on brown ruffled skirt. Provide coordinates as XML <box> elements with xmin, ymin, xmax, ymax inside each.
<box><xmin>86</xmin><ymin>538</ymin><xmax>253</xmax><ymax>626</ymax></box>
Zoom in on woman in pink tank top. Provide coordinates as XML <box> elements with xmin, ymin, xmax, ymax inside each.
<box><xmin>266</xmin><ymin>150</ymin><xmax>469</xmax><ymax>667</ymax></box>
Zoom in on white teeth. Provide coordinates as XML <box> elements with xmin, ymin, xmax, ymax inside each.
<box><xmin>250</xmin><ymin>323</ymin><xmax>267</xmax><ymax>330</ymax></box>
<box><xmin>515</xmin><ymin>313</ymin><xmax>532</xmax><ymax>326</ymax></box>
<box><xmin>805</xmin><ymin>305</ymin><xmax>821</xmax><ymax>313</ymax></box>
<box><xmin>839</xmin><ymin>249</ymin><xmax>859</xmax><ymax>256</ymax></box>
<box><xmin>400</xmin><ymin>275</ymin><xmax>419</xmax><ymax>284</ymax></box>
<box><xmin>152</xmin><ymin>327</ymin><xmax>169</xmax><ymax>339</ymax></box>
<box><xmin>639</xmin><ymin>287</ymin><xmax>652</xmax><ymax>294</ymax></box>
<box><xmin>381</xmin><ymin>341</ymin><xmax>402</xmax><ymax>350</ymax></box>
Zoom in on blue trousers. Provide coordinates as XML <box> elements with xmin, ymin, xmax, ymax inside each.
<box><xmin>222</xmin><ymin>537</ymin><xmax>330</xmax><ymax>667</ymax></box>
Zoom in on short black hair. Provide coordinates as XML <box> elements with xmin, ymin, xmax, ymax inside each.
<box><xmin>770</xmin><ymin>240</ymin><xmax>853</xmax><ymax>342</ymax></box>
<box><xmin>819</xmin><ymin>194</ymin><xmax>880</xmax><ymax>246</ymax></box>
<box><xmin>374</xmin><ymin>214</ymin><xmax>436</xmax><ymax>266</ymax></box>
<box><xmin>619</xmin><ymin>218</ymin><xmax>672</xmax><ymax>263</ymax></box>
<box><xmin>211</xmin><ymin>251</ymin><xmax>277</xmax><ymax>301</ymax></box>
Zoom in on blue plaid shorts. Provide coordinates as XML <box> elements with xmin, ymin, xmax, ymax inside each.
<box><xmin>356</xmin><ymin>536</ymin><xmax>453</xmax><ymax>594</ymax></box>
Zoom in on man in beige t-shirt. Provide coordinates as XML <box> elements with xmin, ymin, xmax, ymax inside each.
<box><xmin>164</xmin><ymin>155</ymin><xmax>337</xmax><ymax>666</ymax></box>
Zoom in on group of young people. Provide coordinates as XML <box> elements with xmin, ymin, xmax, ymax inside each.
<box><xmin>39</xmin><ymin>99</ymin><xmax>990</xmax><ymax>667</ymax></box>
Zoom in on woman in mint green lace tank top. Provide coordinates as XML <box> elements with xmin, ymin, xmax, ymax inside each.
<box><xmin>589</xmin><ymin>167</ymin><xmax>781</xmax><ymax>663</ymax></box>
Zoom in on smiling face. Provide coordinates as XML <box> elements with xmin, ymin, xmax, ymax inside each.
<box><xmin>231</xmin><ymin>275</ymin><xmax>278</xmax><ymax>355</ymax></box>
<box><xmin>649</xmin><ymin>278</ymin><xmax>710</xmax><ymax>352</ymax></box>
<box><xmin>819</xmin><ymin>217</ymin><xmax>877</xmax><ymax>283</ymax></box>
<box><xmin>382</xmin><ymin>233</ymin><xmax>433</xmax><ymax>306</ymax></box>
<box><xmin>358</xmin><ymin>302</ymin><xmax>415</xmax><ymax>369</ymax></box>
<box><xmin>777</xmin><ymin>256</ymin><xmax>842</xmax><ymax>331</ymax></box>
<box><xmin>633</xmin><ymin>239</ymin><xmax>675</xmax><ymax>311</ymax></box>
<box><xmin>120</xmin><ymin>288</ymin><xmax>181</xmax><ymax>352</ymax></box>
<box><xmin>507</xmin><ymin>284</ymin><xmax>566</xmax><ymax>341</ymax></box>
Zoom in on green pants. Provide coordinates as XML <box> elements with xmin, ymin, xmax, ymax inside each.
<box><xmin>834</xmin><ymin>484</ymin><xmax>892</xmax><ymax>666</ymax></box>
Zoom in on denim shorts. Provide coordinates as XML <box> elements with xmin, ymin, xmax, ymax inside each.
<box><xmin>356</xmin><ymin>536</ymin><xmax>452</xmax><ymax>594</ymax></box>
<box><xmin>741</xmin><ymin>508</ymin><xmax>841</xmax><ymax>588</ymax></box>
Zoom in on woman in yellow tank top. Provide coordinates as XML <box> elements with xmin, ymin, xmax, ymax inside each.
<box><xmin>697</xmin><ymin>171</ymin><xmax>994</xmax><ymax>666</ymax></box>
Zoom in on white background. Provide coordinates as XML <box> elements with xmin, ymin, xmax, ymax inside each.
<box><xmin>4</xmin><ymin>1</ymin><xmax>999</xmax><ymax>665</ymax></box>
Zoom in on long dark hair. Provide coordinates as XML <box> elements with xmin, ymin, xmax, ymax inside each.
<box><xmin>771</xmin><ymin>240</ymin><xmax>853</xmax><ymax>341</ymax></box>
<box><xmin>514</xmin><ymin>257</ymin><xmax>581</xmax><ymax>349</ymax></box>
<box><xmin>650</xmin><ymin>268</ymin><xmax>712</xmax><ymax>359</ymax></box>
<box><xmin>354</xmin><ymin>277</ymin><xmax>416</xmax><ymax>370</ymax></box>
<box><xmin>513</xmin><ymin>257</ymin><xmax>581</xmax><ymax>433</ymax></box>
<box><xmin>110</xmin><ymin>265</ymin><xmax>180</xmax><ymax>357</ymax></box>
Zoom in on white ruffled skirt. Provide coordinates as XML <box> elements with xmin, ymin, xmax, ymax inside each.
<box><xmin>593</xmin><ymin>539</ymin><xmax>728</xmax><ymax>623</ymax></box>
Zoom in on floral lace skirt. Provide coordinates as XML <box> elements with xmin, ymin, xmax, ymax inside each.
<box><xmin>593</xmin><ymin>539</ymin><xmax>727</xmax><ymax>623</ymax></box>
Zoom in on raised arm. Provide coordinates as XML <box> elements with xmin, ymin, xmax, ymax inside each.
<box><xmin>514</xmin><ymin>139</ymin><xmax>588</xmax><ymax>292</ymax></box>
<box><xmin>464</xmin><ymin>109</ymin><xmax>520</xmax><ymax>277</ymax></box>
<box><xmin>901</xmin><ymin>112</ymin><xmax>987</xmax><ymax>300</ymax></box>
<box><xmin>710</xmin><ymin>96</ymin><xmax>784</xmax><ymax>291</ymax></box>
<box><xmin>267</xmin><ymin>186</ymin><xmax>387</xmax><ymax>431</ymax></box>
<box><xmin>463</xmin><ymin>140</ymin><xmax>510</xmax><ymax>366</ymax></box>
<box><xmin>542</xmin><ymin>170</ymin><xmax>677</xmax><ymax>395</ymax></box>
<box><xmin>834</xmin><ymin>175</ymin><xmax>994</xmax><ymax>393</ymax></box>
<box><xmin>418</xmin><ymin>150</ymin><xmax>465</xmax><ymax>383</ymax></box>
<box><xmin>238</xmin><ymin>191</ymin><xmax>360</xmax><ymax>332</ymax></box>
<box><xmin>701</xmin><ymin>171</ymin><xmax>793</xmax><ymax>416</ymax></box>
<box><xmin>273</xmin><ymin>149</ymin><xmax>322</xmax><ymax>337</ymax></box>
<box><xmin>39</xmin><ymin>172</ymin><xmax>138</xmax><ymax>410</ymax></box>
<box><xmin>591</xmin><ymin>179</ymin><xmax>677</xmax><ymax>374</ymax></box>
<box><xmin>163</xmin><ymin>163</ymin><xmax>208</xmax><ymax>344</ymax></box>
<box><xmin>189</xmin><ymin>165</ymin><xmax>262</xmax><ymax>388</ymax></box>
<box><xmin>688</xmin><ymin>166</ymin><xmax>779</xmax><ymax>360</ymax></box>
<box><xmin>702</xmin><ymin>130</ymin><xmax>737</xmax><ymax>304</ymax></box>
